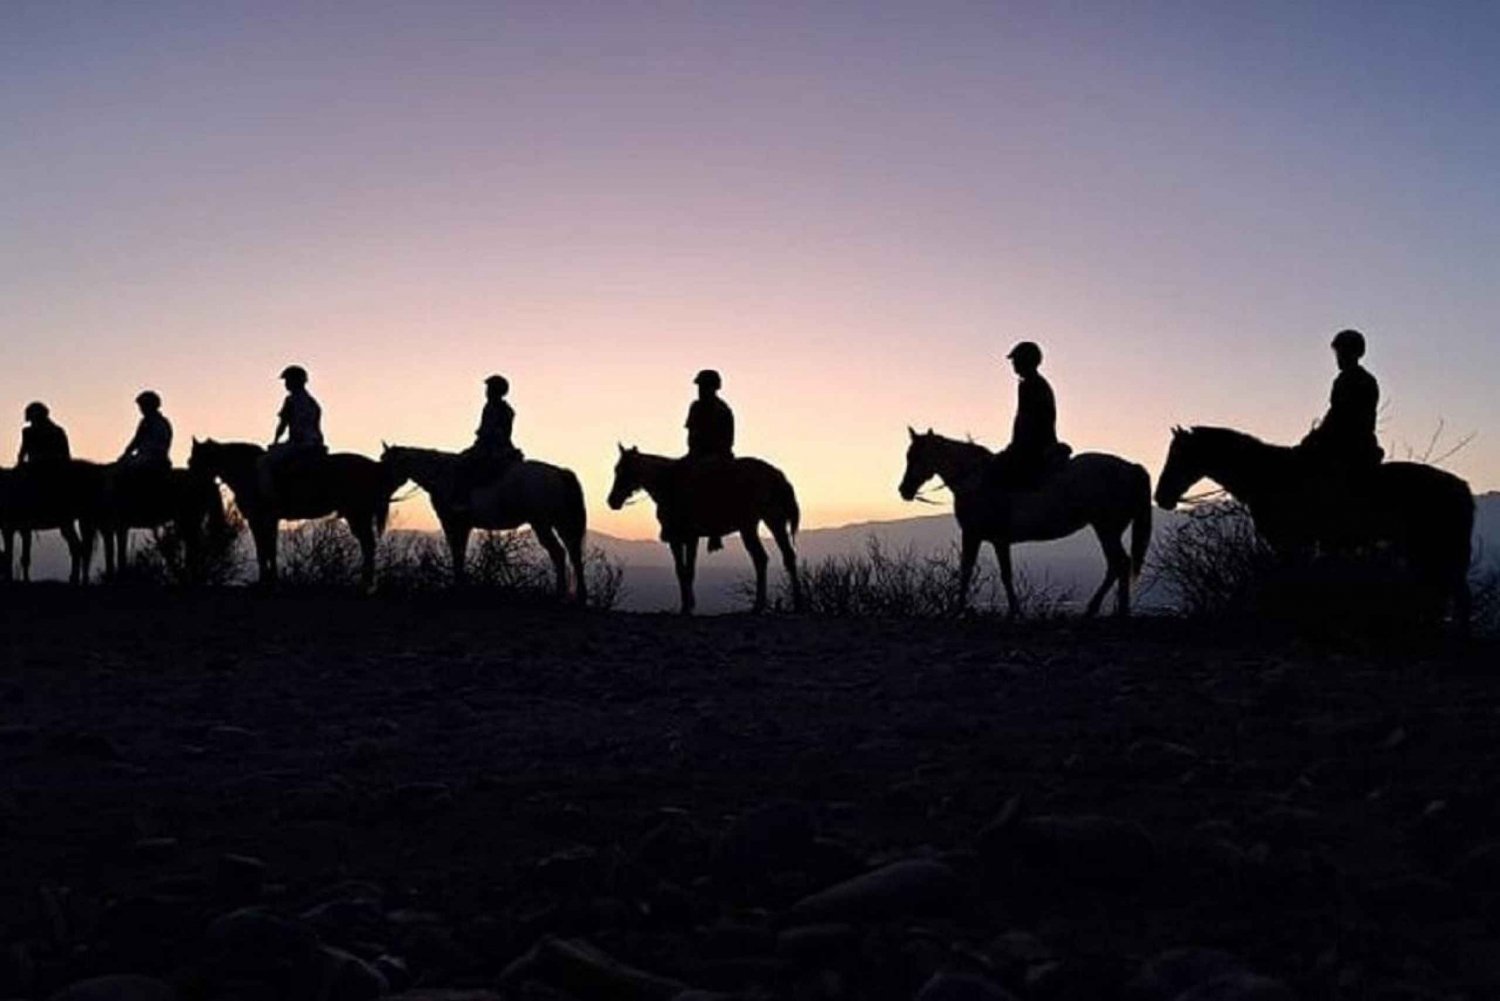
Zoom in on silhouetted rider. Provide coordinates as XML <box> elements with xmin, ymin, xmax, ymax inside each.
<box><xmin>686</xmin><ymin>369</ymin><xmax>735</xmax><ymax>459</ymax></box>
<box><xmin>451</xmin><ymin>374</ymin><xmax>523</xmax><ymax>512</ymax></box>
<box><xmin>260</xmin><ymin>365</ymin><xmax>327</xmax><ymax>502</ymax></box>
<box><xmin>1299</xmin><ymin>328</ymin><xmax>1383</xmax><ymax>470</ymax></box>
<box><xmin>989</xmin><ymin>341</ymin><xmax>1064</xmax><ymax>490</ymax></box>
<box><xmin>18</xmin><ymin>402</ymin><xmax>71</xmax><ymax>468</ymax></box>
<box><xmin>118</xmin><ymin>390</ymin><xmax>173</xmax><ymax>471</ymax></box>
<box><xmin>677</xmin><ymin>369</ymin><xmax>735</xmax><ymax>550</ymax></box>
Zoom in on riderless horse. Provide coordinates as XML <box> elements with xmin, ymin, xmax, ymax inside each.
<box><xmin>380</xmin><ymin>444</ymin><xmax>589</xmax><ymax>602</ymax></box>
<box><xmin>898</xmin><ymin>428</ymin><xmax>1153</xmax><ymax>616</ymax></box>
<box><xmin>607</xmin><ymin>446</ymin><xmax>802</xmax><ymax>614</ymax></box>
<box><xmin>188</xmin><ymin>439</ymin><xmax>395</xmax><ymax>591</ymax></box>
<box><xmin>1156</xmin><ymin>425</ymin><xmax>1473</xmax><ymax>628</ymax></box>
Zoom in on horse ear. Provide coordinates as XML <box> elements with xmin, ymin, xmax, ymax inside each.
<box><xmin>907</xmin><ymin>425</ymin><xmax>917</xmax><ymax>440</ymax></box>
<box><xmin>191</xmin><ymin>436</ymin><xmax>199</xmax><ymax>445</ymax></box>
<box><xmin>617</xmin><ymin>442</ymin><xmax>625</xmax><ymax>455</ymax></box>
<box><xmin>926</xmin><ymin>427</ymin><xmax>934</xmax><ymax>436</ymax></box>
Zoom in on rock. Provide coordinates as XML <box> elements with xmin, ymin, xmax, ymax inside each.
<box><xmin>775</xmin><ymin>923</ymin><xmax>859</xmax><ymax>963</ymax></box>
<box><xmin>716</xmin><ymin>801</ymin><xmax>816</xmax><ymax>878</ymax></box>
<box><xmin>204</xmin><ymin>907</ymin><xmax>323</xmax><ymax>982</ymax></box>
<box><xmin>214</xmin><ymin>854</ymin><xmax>268</xmax><ymax>903</ymax></box>
<box><xmin>498</xmin><ymin>936</ymin><xmax>688</xmax><ymax>1000</ymax></box>
<box><xmin>46</xmin><ymin>975</ymin><xmax>176</xmax><ymax>1001</ymax></box>
<box><xmin>988</xmin><ymin>815</ymin><xmax>1155</xmax><ymax>886</ymax></box>
<box><xmin>1171</xmin><ymin>973</ymin><xmax>1296</xmax><ymax>1001</ymax></box>
<box><xmin>390</xmin><ymin>781</ymin><xmax>453</xmax><ymax>815</ymax></box>
<box><xmin>1130</xmin><ymin>949</ymin><xmax>1246</xmax><ymax>1000</ymax></box>
<box><xmin>320</xmin><ymin>946</ymin><xmax>388</xmax><ymax>1001</ymax></box>
<box><xmin>301</xmin><ymin>897</ymin><xmax>387</xmax><ymax>948</ymax></box>
<box><xmin>785</xmin><ymin>859</ymin><xmax>961</xmax><ymax>923</ymax></box>
<box><xmin>914</xmin><ymin>971</ymin><xmax>1021</xmax><ymax>1000</ymax></box>
<box><xmin>131</xmin><ymin>837</ymin><xmax>180</xmax><ymax>861</ymax></box>
<box><xmin>1451</xmin><ymin>841</ymin><xmax>1500</xmax><ymax>894</ymax></box>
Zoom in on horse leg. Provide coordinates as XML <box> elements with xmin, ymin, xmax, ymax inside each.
<box><xmin>252</xmin><ymin>518</ymin><xmax>278</xmax><ymax>585</ymax></box>
<box><xmin>444</xmin><ymin>520</ymin><xmax>472</xmax><ymax>587</ymax></box>
<box><xmin>534</xmin><ymin>523</ymin><xmax>569</xmax><ymax>600</ymax></box>
<box><xmin>564</xmin><ymin>527</ymin><xmax>588</xmax><ymax>607</ymax></box>
<box><xmin>115</xmin><ymin>529</ymin><xmax>129</xmax><ymax>577</ymax></box>
<box><xmin>995</xmin><ymin>541</ymin><xmax>1020</xmax><ymax>619</ymax></box>
<box><xmin>1084</xmin><ymin>525</ymin><xmax>1128</xmax><ymax>618</ymax></box>
<box><xmin>741</xmin><ymin>527</ymin><xmax>769</xmax><ymax>613</ymax></box>
<box><xmin>20</xmin><ymin>531</ymin><xmax>32</xmax><ymax>582</ymax></box>
<box><xmin>349</xmin><ymin>516</ymin><xmax>377</xmax><ymax>594</ymax></box>
<box><xmin>61</xmin><ymin>524</ymin><xmax>84</xmax><ymax>585</ymax></box>
<box><xmin>672</xmin><ymin>540</ymin><xmax>699</xmax><ymax>615</ymax></box>
<box><xmin>957</xmin><ymin>533</ymin><xmax>980</xmax><ymax>614</ymax></box>
<box><xmin>768</xmin><ymin>519</ymin><xmax>801</xmax><ymax>612</ymax></box>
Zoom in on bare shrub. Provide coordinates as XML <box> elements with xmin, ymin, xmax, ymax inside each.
<box><xmin>126</xmin><ymin>503</ymin><xmax>250</xmax><ymax>586</ymax></box>
<box><xmin>1145</xmin><ymin>501</ymin><xmax>1276</xmax><ymax>617</ymax></box>
<box><xmin>1469</xmin><ymin>552</ymin><xmax>1500</xmax><ymax>637</ymax></box>
<box><xmin>752</xmin><ymin>536</ymin><xmax>1074</xmax><ymax>618</ymax></box>
<box><xmin>279</xmin><ymin>518</ymin><xmax>365</xmax><ymax>588</ymax></box>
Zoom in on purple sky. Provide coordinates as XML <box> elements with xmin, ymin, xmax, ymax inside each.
<box><xmin>4</xmin><ymin>1</ymin><xmax>1497</xmax><ymax>536</ymax></box>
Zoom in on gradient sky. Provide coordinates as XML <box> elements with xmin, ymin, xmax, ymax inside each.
<box><xmin>5</xmin><ymin>1</ymin><xmax>1498</xmax><ymax>538</ymax></box>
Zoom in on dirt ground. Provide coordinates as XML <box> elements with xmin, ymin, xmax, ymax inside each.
<box><xmin>2</xmin><ymin>587</ymin><xmax>1499</xmax><ymax>1000</ymax></box>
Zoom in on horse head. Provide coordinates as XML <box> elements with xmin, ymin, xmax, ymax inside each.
<box><xmin>898</xmin><ymin>426</ymin><xmax>939</xmax><ymax>501</ymax></box>
<box><xmin>1155</xmin><ymin>425</ymin><xmax>1204</xmax><ymax>510</ymax></box>
<box><xmin>607</xmin><ymin>444</ymin><xmax>642</xmax><ymax>510</ymax></box>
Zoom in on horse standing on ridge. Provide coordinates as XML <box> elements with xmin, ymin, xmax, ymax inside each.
<box><xmin>897</xmin><ymin>428</ymin><xmax>1153</xmax><ymax>617</ymax></box>
<box><xmin>1155</xmin><ymin>425</ymin><xmax>1473</xmax><ymax>628</ymax></box>
<box><xmin>607</xmin><ymin>445</ymin><xmax>802</xmax><ymax>614</ymax></box>
<box><xmin>188</xmin><ymin>439</ymin><xmax>395</xmax><ymax>591</ymax></box>
<box><xmin>380</xmin><ymin>444</ymin><xmax>589</xmax><ymax>603</ymax></box>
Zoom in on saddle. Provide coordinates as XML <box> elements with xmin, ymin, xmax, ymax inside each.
<box><xmin>660</xmin><ymin>455</ymin><xmax>738</xmax><ymax>550</ymax></box>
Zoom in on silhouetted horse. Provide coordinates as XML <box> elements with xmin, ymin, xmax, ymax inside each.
<box><xmin>898</xmin><ymin>428</ymin><xmax>1153</xmax><ymax>616</ymax></box>
<box><xmin>1156</xmin><ymin>425</ymin><xmax>1473</xmax><ymax>627</ymax></box>
<box><xmin>381</xmin><ymin>445</ymin><xmax>589</xmax><ymax>602</ymax></box>
<box><xmin>89</xmin><ymin>467</ymin><xmax>228</xmax><ymax>582</ymax></box>
<box><xmin>607</xmin><ymin>446</ymin><xmax>802</xmax><ymax>614</ymax></box>
<box><xmin>0</xmin><ymin>462</ymin><xmax>102</xmax><ymax>584</ymax></box>
<box><xmin>188</xmin><ymin>439</ymin><xmax>394</xmax><ymax>590</ymax></box>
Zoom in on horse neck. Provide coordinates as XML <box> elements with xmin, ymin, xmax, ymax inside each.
<box><xmin>207</xmin><ymin>445</ymin><xmax>264</xmax><ymax>495</ymax></box>
<box><xmin>1194</xmin><ymin>429</ymin><xmax>1291</xmax><ymax>502</ymax></box>
<box><xmin>928</xmin><ymin>438</ymin><xmax>990</xmax><ymax>493</ymax></box>
<box><xmin>631</xmin><ymin>453</ymin><xmax>678</xmax><ymax>500</ymax></box>
<box><xmin>394</xmin><ymin>448</ymin><xmax>455</xmax><ymax>492</ymax></box>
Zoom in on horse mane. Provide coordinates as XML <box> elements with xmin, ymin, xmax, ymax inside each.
<box><xmin>926</xmin><ymin>431</ymin><xmax>994</xmax><ymax>463</ymax></box>
<box><xmin>202</xmin><ymin>440</ymin><xmax>267</xmax><ymax>461</ymax></box>
<box><xmin>1187</xmin><ymin>425</ymin><xmax>1293</xmax><ymax>459</ymax></box>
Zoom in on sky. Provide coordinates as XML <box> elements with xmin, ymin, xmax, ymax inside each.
<box><xmin>4</xmin><ymin>1</ymin><xmax>1498</xmax><ymax>538</ymax></box>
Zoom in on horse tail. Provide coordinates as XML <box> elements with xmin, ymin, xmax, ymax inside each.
<box><xmin>559</xmin><ymin>467</ymin><xmax>588</xmax><ymax>545</ymax></box>
<box><xmin>1130</xmin><ymin>464</ymin><xmax>1153</xmax><ymax>577</ymax></box>
<box><xmin>780</xmin><ymin>470</ymin><xmax>800</xmax><ymax>538</ymax></box>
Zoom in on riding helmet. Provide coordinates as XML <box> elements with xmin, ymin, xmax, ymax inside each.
<box><xmin>135</xmin><ymin>390</ymin><xmax>162</xmax><ymax>409</ymax></box>
<box><xmin>280</xmin><ymin>364</ymin><xmax>309</xmax><ymax>383</ymax></box>
<box><xmin>485</xmin><ymin>374</ymin><xmax>510</xmax><ymax>395</ymax></box>
<box><xmin>694</xmin><ymin>369</ymin><xmax>722</xmax><ymax>390</ymax></box>
<box><xmin>23</xmin><ymin>401</ymin><xmax>49</xmax><ymax>421</ymax></box>
<box><xmin>1331</xmin><ymin>328</ymin><xmax>1366</xmax><ymax>357</ymax></box>
<box><xmin>1007</xmin><ymin>341</ymin><xmax>1043</xmax><ymax>368</ymax></box>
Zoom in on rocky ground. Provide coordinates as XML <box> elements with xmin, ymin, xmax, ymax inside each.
<box><xmin>2</xmin><ymin>587</ymin><xmax>1499</xmax><ymax>1001</ymax></box>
